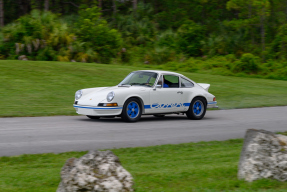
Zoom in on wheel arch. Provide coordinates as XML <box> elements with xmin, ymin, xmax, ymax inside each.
<box><xmin>192</xmin><ymin>95</ymin><xmax>208</xmax><ymax>106</ymax></box>
<box><xmin>125</xmin><ymin>96</ymin><xmax>145</xmax><ymax>114</ymax></box>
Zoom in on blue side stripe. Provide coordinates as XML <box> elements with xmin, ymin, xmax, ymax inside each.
<box><xmin>208</xmin><ymin>102</ymin><xmax>217</xmax><ymax>105</ymax></box>
<box><xmin>145</xmin><ymin>103</ymin><xmax>190</xmax><ymax>109</ymax></box>
<box><xmin>184</xmin><ymin>103</ymin><xmax>190</xmax><ymax>107</ymax></box>
<box><xmin>74</xmin><ymin>105</ymin><xmax>122</xmax><ymax>110</ymax></box>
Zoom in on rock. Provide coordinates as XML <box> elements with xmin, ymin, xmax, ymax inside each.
<box><xmin>238</xmin><ymin>129</ymin><xmax>287</xmax><ymax>182</ymax></box>
<box><xmin>57</xmin><ymin>150</ymin><xmax>134</xmax><ymax>192</ymax></box>
<box><xmin>18</xmin><ymin>55</ymin><xmax>28</xmax><ymax>60</ymax></box>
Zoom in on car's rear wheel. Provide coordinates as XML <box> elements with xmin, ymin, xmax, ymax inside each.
<box><xmin>186</xmin><ymin>97</ymin><xmax>206</xmax><ymax>120</ymax></box>
<box><xmin>86</xmin><ymin>115</ymin><xmax>100</xmax><ymax>119</ymax></box>
<box><xmin>121</xmin><ymin>98</ymin><xmax>142</xmax><ymax>122</ymax></box>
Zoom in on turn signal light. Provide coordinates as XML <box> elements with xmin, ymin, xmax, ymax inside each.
<box><xmin>104</xmin><ymin>103</ymin><xmax>118</xmax><ymax>107</ymax></box>
<box><xmin>213</xmin><ymin>97</ymin><xmax>216</xmax><ymax>101</ymax></box>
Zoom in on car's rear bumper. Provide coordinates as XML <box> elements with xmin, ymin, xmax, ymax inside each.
<box><xmin>73</xmin><ymin>104</ymin><xmax>123</xmax><ymax>116</ymax></box>
<box><xmin>207</xmin><ymin>101</ymin><xmax>218</xmax><ymax>109</ymax></box>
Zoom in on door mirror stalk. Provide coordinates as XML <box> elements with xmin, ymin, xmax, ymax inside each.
<box><xmin>153</xmin><ymin>84</ymin><xmax>162</xmax><ymax>90</ymax></box>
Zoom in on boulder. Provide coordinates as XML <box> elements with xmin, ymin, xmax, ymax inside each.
<box><xmin>18</xmin><ymin>55</ymin><xmax>28</xmax><ymax>60</ymax></box>
<box><xmin>238</xmin><ymin>129</ymin><xmax>287</xmax><ymax>182</ymax></box>
<box><xmin>57</xmin><ymin>150</ymin><xmax>134</xmax><ymax>192</ymax></box>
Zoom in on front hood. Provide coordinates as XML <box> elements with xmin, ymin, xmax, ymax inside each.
<box><xmin>78</xmin><ymin>85</ymin><xmax>147</xmax><ymax>106</ymax></box>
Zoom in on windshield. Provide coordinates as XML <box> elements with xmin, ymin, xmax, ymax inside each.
<box><xmin>119</xmin><ymin>71</ymin><xmax>158</xmax><ymax>87</ymax></box>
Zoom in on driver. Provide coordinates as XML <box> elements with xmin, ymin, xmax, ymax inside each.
<box><xmin>163</xmin><ymin>77</ymin><xmax>169</xmax><ymax>88</ymax></box>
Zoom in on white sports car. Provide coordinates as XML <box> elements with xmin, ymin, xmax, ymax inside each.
<box><xmin>73</xmin><ymin>70</ymin><xmax>218</xmax><ymax>122</ymax></box>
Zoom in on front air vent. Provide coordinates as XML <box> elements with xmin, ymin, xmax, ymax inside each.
<box><xmin>74</xmin><ymin>101</ymin><xmax>78</xmax><ymax>104</ymax></box>
<box><xmin>98</xmin><ymin>103</ymin><xmax>104</xmax><ymax>106</ymax></box>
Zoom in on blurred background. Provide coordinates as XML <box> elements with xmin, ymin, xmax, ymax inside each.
<box><xmin>0</xmin><ymin>0</ymin><xmax>287</xmax><ymax>80</ymax></box>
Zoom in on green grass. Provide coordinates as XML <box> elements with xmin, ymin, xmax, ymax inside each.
<box><xmin>1</xmin><ymin>139</ymin><xmax>287</xmax><ymax>191</ymax></box>
<box><xmin>1</xmin><ymin>60</ymin><xmax>287</xmax><ymax>117</ymax></box>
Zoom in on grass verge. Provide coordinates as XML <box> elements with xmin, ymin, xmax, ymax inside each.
<box><xmin>1</xmin><ymin>60</ymin><xmax>287</xmax><ymax>117</ymax></box>
<box><xmin>1</xmin><ymin>139</ymin><xmax>287</xmax><ymax>191</ymax></box>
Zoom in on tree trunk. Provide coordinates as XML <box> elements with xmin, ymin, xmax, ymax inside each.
<box><xmin>248</xmin><ymin>3</ymin><xmax>254</xmax><ymax>46</ymax></box>
<box><xmin>44</xmin><ymin>0</ymin><xmax>49</xmax><ymax>11</ymax></box>
<box><xmin>112</xmin><ymin>0</ymin><xmax>117</xmax><ymax>22</ymax></box>
<box><xmin>260</xmin><ymin>10</ymin><xmax>265</xmax><ymax>61</ymax></box>
<box><xmin>98</xmin><ymin>0</ymin><xmax>102</xmax><ymax>10</ymax></box>
<box><xmin>19</xmin><ymin>0</ymin><xmax>29</xmax><ymax>16</ymax></box>
<box><xmin>133</xmin><ymin>0</ymin><xmax>137</xmax><ymax>15</ymax></box>
<box><xmin>0</xmin><ymin>0</ymin><xmax>3</xmax><ymax>27</ymax></box>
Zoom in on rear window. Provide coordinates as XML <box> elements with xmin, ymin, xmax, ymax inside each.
<box><xmin>181</xmin><ymin>77</ymin><xmax>194</xmax><ymax>88</ymax></box>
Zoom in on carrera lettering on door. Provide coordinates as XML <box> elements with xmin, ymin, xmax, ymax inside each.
<box><xmin>151</xmin><ymin>103</ymin><xmax>184</xmax><ymax>108</ymax></box>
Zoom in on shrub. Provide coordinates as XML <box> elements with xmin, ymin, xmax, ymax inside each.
<box><xmin>113</xmin><ymin>2</ymin><xmax>156</xmax><ymax>47</ymax></box>
<box><xmin>76</xmin><ymin>6</ymin><xmax>123</xmax><ymax>63</ymax></box>
<box><xmin>177</xmin><ymin>21</ymin><xmax>205</xmax><ymax>56</ymax></box>
<box><xmin>232</xmin><ymin>53</ymin><xmax>260</xmax><ymax>73</ymax></box>
<box><xmin>0</xmin><ymin>10</ymin><xmax>76</xmax><ymax>61</ymax></box>
<box><xmin>144</xmin><ymin>46</ymin><xmax>176</xmax><ymax>64</ymax></box>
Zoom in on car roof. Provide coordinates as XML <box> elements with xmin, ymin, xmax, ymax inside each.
<box><xmin>135</xmin><ymin>70</ymin><xmax>183</xmax><ymax>76</ymax></box>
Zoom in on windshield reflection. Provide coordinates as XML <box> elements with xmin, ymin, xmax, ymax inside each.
<box><xmin>119</xmin><ymin>72</ymin><xmax>158</xmax><ymax>87</ymax></box>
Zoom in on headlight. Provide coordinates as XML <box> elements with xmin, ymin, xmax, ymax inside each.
<box><xmin>107</xmin><ymin>91</ymin><xmax>115</xmax><ymax>102</ymax></box>
<box><xmin>75</xmin><ymin>90</ymin><xmax>82</xmax><ymax>100</ymax></box>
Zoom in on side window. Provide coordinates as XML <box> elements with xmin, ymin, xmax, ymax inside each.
<box><xmin>181</xmin><ymin>77</ymin><xmax>194</xmax><ymax>88</ymax></box>
<box><xmin>163</xmin><ymin>75</ymin><xmax>179</xmax><ymax>88</ymax></box>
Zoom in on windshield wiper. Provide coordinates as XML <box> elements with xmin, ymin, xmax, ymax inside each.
<box><xmin>118</xmin><ymin>84</ymin><xmax>131</xmax><ymax>87</ymax></box>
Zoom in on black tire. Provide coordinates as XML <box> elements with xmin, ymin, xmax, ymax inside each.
<box><xmin>86</xmin><ymin>115</ymin><xmax>100</xmax><ymax>119</ymax></box>
<box><xmin>153</xmin><ymin>114</ymin><xmax>165</xmax><ymax>118</ymax></box>
<box><xmin>121</xmin><ymin>98</ymin><xmax>142</xmax><ymax>122</ymax></box>
<box><xmin>186</xmin><ymin>97</ymin><xmax>207</xmax><ymax>120</ymax></box>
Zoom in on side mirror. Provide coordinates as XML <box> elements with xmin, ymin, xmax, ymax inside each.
<box><xmin>153</xmin><ymin>84</ymin><xmax>162</xmax><ymax>90</ymax></box>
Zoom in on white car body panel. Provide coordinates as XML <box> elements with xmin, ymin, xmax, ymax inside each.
<box><xmin>73</xmin><ymin>70</ymin><xmax>218</xmax><ymax>117</ymax></box>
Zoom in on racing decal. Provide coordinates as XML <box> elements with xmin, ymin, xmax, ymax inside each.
<box><xmin>144</xmin><ymin>105</ymin><xmax>151</xmax><ymax>109</ymax></box>
<box><xmin>144</xmin><ymin>103</ymin><xmax>190</xmax><ymax>109</ymax></box>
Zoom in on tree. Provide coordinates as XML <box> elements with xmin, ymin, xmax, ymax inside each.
<box><xmin>0</xmin><ymin>0</ymin><xmax>3</xmax><ymax>27</ymax></box>
<box><xmin>133</xmin><ymin>0</ymin><xmax>137</xmax><ymax>16</ymax></box>
<box><xmin>226</xmin><ymin>0</ymin><xmax>270</xmax><ymax>58</ymax></box>
<box><xmin>44</xmin><ymin>0</ymin><xmax>49</xmax><ymax>11</ymax></box>
<box><xmin>112</xmin><ymin>0</ymin><xmax>117</xmax><ymax>22</ymax></box>
<box><xmin>98</xmin><ymin>0</ymin><xmax>102</xmax><ymax>10</ymax></box>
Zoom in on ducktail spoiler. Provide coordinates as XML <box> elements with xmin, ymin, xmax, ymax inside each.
<box><xmin>198</xmin><ymin>83</ymin><xmax>210</xmax><ymax>91</ymax></box>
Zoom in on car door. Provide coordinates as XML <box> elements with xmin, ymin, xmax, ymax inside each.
<box><xmin>149</xmin><ymin>74</ymin><xmax>185</xmax><ymax>113</ymax></box>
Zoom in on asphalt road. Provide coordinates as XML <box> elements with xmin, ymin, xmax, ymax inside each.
<box><xmin>1</xmin><ymin>106</ymin><xmax>287</xmax><ymax>157</ymax></box>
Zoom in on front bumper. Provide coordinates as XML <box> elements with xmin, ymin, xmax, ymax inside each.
<box><xmin>207</xmin><ymin>101</ymin><xmax>218</xmax><ymax>109</ymax></box>
<box><xmin>73</xmin><ymin>104</ymin><xmax>123</xmax><ymax>116</ymax></box>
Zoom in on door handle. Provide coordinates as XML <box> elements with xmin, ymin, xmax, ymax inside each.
<box><xmin>177</xmin><ymin>91</ymin><xmax>183</xmax><ymax>94</ymax></box>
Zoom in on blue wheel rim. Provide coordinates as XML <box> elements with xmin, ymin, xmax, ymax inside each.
<box><xmin>193</xmin><ymin>100</ymin><xmax>204</xmax><ymax>116</ymax></box>
<box><xmin>127</xmin><ymin>101</ymin><xmax>139</xmax><ymax>118</ymax></box>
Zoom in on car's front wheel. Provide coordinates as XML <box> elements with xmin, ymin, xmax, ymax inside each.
<box><xmin>186</xmin><ymin>97</ymin><xmax>206</xmax><ymax>120</ymax></box>
<box><xmin>87</xmin><ymin>115</ymin><xmax>100</xmax><ymax>119</ymax></box>
<box><xmin>121</xmin><ymin>98</ymin><xmax>142</xmax><ymax>122</ymax></box>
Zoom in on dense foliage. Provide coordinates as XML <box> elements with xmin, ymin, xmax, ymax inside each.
<box><xmin>1</xmin><ymin>0</ymin><xmax>287</xmax><ymax>79</ymax></box>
